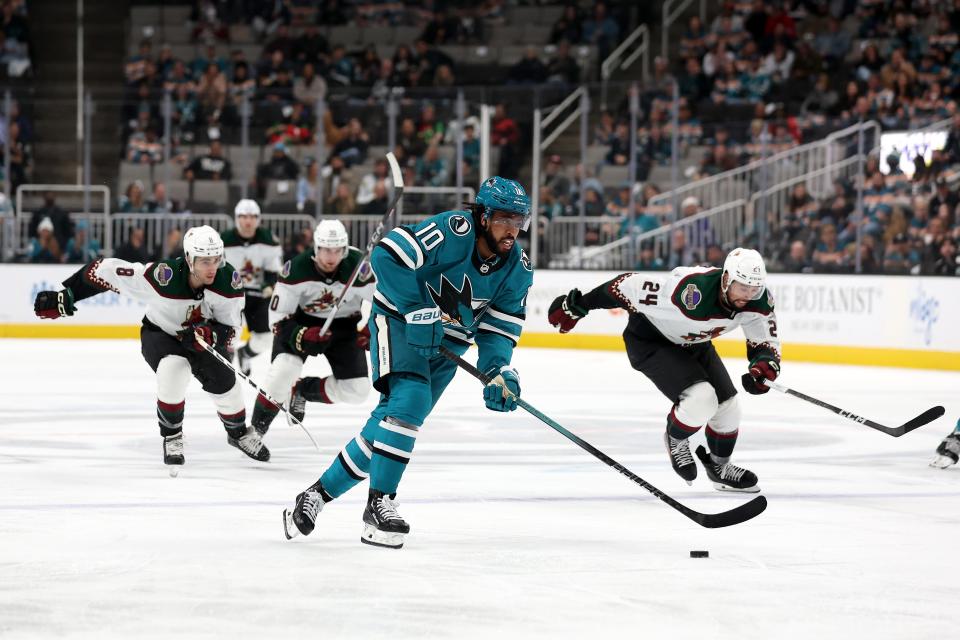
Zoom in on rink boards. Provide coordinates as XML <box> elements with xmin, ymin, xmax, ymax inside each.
<box><xmin>1</xmin><ymin>264</ymin><xmax>956</xmax><ymax>370</ymax></box>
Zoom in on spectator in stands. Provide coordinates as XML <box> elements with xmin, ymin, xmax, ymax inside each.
<box><xmin>508</xmin><ymin>46</ymin><xmax>548</xmax><ymax>85</ymax></box>
<box><xmin>162</xmin><ymin>228</ymin><xmax>182</xmax><ymax>260</ymax></box>
<box><xmin>370</xmin><ymin>58</ymin><xmax>401</xmax><ymax>103</ymax></box>
<box><xmin>782</xmin><ymin>239</ymin><xmax>811</xmax><ymax>273</ymax></box>
<box><xmin>413</xmin><ymin>39</ymin><xmax>454</xmax><ymax>84</ymax></box>
<box><xmin>636</xmin><ymin>245</ymin><xmax>666</xmax><ymax>270</ymax></box>
<box><xmin>28</xmin><ymin>192</ymin><xmax>72</xmax><ymax>250</ymax></box>
<box><xmin>678</xmin><ymin>56</ymin><xmax>710</xmax><ymax>103</ymax></box>
<box><xmin>126</xmin><ymin>114</ymin><xmax>164</xmax><ymax>164</ymax></box>
<box><xmin>605</xmin><ymin>122</ymin><xmax>631</xmax><ymax>166</ymax></box>
<box><xmin>326</xmin><ymin>44</ymin><xmax>354</xmax><ymax>87</ymax></box>
<box><xmin>812</xmin><ymin>223</ymin><xmax>846</xmax><ymax>272</ymax></box>
<box><xmin>762</xmin><ymin>41</ymin><xmax>794</xmax><ymax>81</ymax></box>
<box><xmin>259</xmin><ymin>63</ymin><xmax>295</xmax><ymax>105</ymax></box>
<box><xmin>491</xmin><ymin>102</ymin><xmax>520</xmax><ymax>177</ymax></box>
<box><xmin>148</xmin><ymin>182</ymin><xmax>175</xmax><ymax>213</ymax></box>
<box><xmin>125</xmin><ymin>40</ymin><xmax>152</xmax><ymax>86</ymax></box>
<box><xmin>420</xmin><ymin>8</ymin><xmax>462</xmax><ymax>45</ymax></box>
<box><xmin>64</xmin><ymin>220</ymin><xmax>102</xmax><ymax>263</ymax></box>
<box><xmin>792</xmin><ymin>33</ymin><xmax>825</xmax><ymax>83</ymax></box>
<box><xmin>582</xmin><ymin>2</ymin><xmax>619</xmax><ymax>62</ymax></box>
<box><xmin>666</xmin><ymin>229</ymin><xmax>694</xmax><ymax>270</ymax></box>
<box><xmin>605</xmin><ymin>183</ymin><xmax>632</xmax><ymax>217</ymax></box>
<box><xmin>327</xmin><ymin>182</ymin><xmax>356</xmax><ymax>216</ymax></box>
<box><xmin>801</xmin><ymin>73</ymin><xmax>839</xmax><ymax>116</ymax></box>
<box><xmin>546</xmin><ymin>40</ymin><xmax>580</xmax><ymax>86</ymax></box>
<box><xmin>417</xmin><ymin>103</ymin><xmax>445</xmax><ymax>146</ymax></box>
<box><xmin>7</xmin><ymin>121</ymin><xmax>33</xmax><ymax>188</ymax></box>
<box><xmin>169</xmin><ymin>83</ymin><xmax>199</xmax><ymax>144</ymax></box>
<box><xmin>293</xmin><ymin>24</ymin><xmax>328</xmax><ymax>67</ymax></box>
<box><xmin>543</xmin><ymin>154</ymin><xmax>571</xmax><ymax>206</ymax></box>
<box><xmin>332</xmin><ymin>117</ymin><xmax>369</xmax><ymax>167</ymax></box>
<box><xmin>619</xmin><ymin>198</ymin><xmax>661</xmax><ymax>237</ymax></box>
<box><xmin>392</xmin><ymin>44</ymin><xmax>415</xmax><ymax>84</ymax></box>
<box><xmin>357</xmin><ymin>158</ymin><xmax>393</xmax><ymax>207</ymax></box>
<box><xmin>321</xmin><ymin>156</ymin><xmax>355</xmax><ymax>202</ymax></box>
<box><xmin>266</xmin><ymin>102</ymin><xmax>313</xmax><ymax>146</ymax></box>
<box><xmin>27</xmin><ymin>218</ymin><xmax>61</xmax><ymax>264</ymax></box>
<box><xmin>115</xmin><ymin>227</ymin><xmax>150</xmax><ymax>263</ymax></box>
<box><xmin>264</xmin><ymin>24</ymin><xmax>295</xmax><ymax>61</ymax></box>
<box><xmin>550</xmin><ymin>5</ymin><xmax>582</xmax><ymax>45</ymax></box>
<box><xmin>163</xmin><ymin>59</ymin><xmax>194</xmax><ymax>94</ymax></box>
<box><xmin>415</xmin><ymin>144</ymin><xmax>449</xmax><ymax>188</ymax></box>
<box><xmin>184</xmin><ymin>140</ymin><xmax>231</xmax><ymax>181</ymax></box>
<box><xmin>293</xmin><ymin>61</ymin><xmax>326</xmax><ymax>107</ymax></box>
<box><xmin>593</xmin><ymin>109</ymin><xmax>615</xmax><ymax>146</ymax></box>
<box><xmin>398</xmin><ymin>117</ymin><xmax>426</xmax><ymax>161</ymax></box>
<box><xmin>196</xmin><ymin>62</ymin><xmax>227</xmax><ymax>115</ymax></box>
<box><xmin>190</xmin><ymin>0</ymin><xmax>229</xmax><ymax>43</ymax></box>
<box><xmin>296</xmin><ymin>159</ymin><xmax>319</xmax><ymax>212</ymax></box>
<box><xmin>929</xmin><ymin>178</ymin><xmax>958</xmax><ymax>224</ymax></box>
<box><xmin>191</xmin><ymin>44</ymin><xmax>227</xmax><ymax>78</ymax></box>
<box><xmin>931</xmin><ymin>238</ymin><xmax>959</xmax><ymax>275</ymax></box>
<box><xmin>459</xmin><ymin>120</ymin><xmax>480</xmax><ymax>183</ymax></box>
<box><xmin>155</xmin><ymin>43</ymin><xmax>175</xmax><ymax>78</ymax></box>
<box><xmin>943</xmin><ymin>113</ymin><xmax>960</xmax><ymax>165</ymax></box>
<box><xmin>883</xmin><ymin>232</ymin><xmax>919</xmax><ymax>274</ymax></box>
<box><xmin>360</xmin><ymin>181</ymin><xmax>390</xmax><ymax>216</ymax></box>
<box><xmin>743</xmin><ymin>0</ymin><xmax>768</xmax><ymax>45</ymax></box>
<box><xmin>119</xmin><ymin>180</ymin><xmax>151</xmax><ymax>213</ymax></box>
<box><xmin>680</xmin><ymin>15</ymin><xmax>708</xmax><ymax>61</ymax></box>
<box><xmin>226</xmin><ymin>61</ymin><xmax>255</xmax><ymax>119</ymax></box>
<box><xmin>257</xmin><ymin>142</ymin><xmax>299</xmax><ymax>194</ymax></box>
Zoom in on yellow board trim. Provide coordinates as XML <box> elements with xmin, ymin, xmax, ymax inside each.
<box><xmin>1</xmin><ymin>325</ymin><xmax>956</xmax><ymax>371</ymax></box>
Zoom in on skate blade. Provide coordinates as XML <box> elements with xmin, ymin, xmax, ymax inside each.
<box><xmin>282</xmin><ymin>509</ymin><xmax>300</xmax><ymax>540</ymax></box>
<box><xmin>167</xmin><ymin>465</ymin><xmax>181</xmax><ymax>478</ymax></box>
<box><xmin>930</xmin><ymin>455</ymin><xmax>957</xmax><ymax>469</ymax></box>
<box><xmin>360</xmin><ymin>523</ymin><xmax>404</xmax><ymax>549</ymax></box>
<box><xmin>712</xmin><ymin>481</ymin><xmax>761</xmax><ymax>493</ymax></box>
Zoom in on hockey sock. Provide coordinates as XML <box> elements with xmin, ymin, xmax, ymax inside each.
<box><xmin>318</xmin><ymin>431</ymin><xmax>374</xmax><ymax>499</ymax></box>
<box><xmin>298</xmin><ymin>376</ymin><xmax>333</xmax><ymax>404</ymax></box>
<box><xmin>368</xmin><ymin>415</ymin><xmax>420</xmax><ymax>495</ymax></box>
<box><xmin>667</xmin><ymin>405</ymin><xmax>702</xmax><ymax>440</ymax></box>
<box><xmin>252</xmin><ymin>393</ymin><xmax>280</xmax><ymax>431</ymax></box>
<box><xmin>219</xmin><ymin>409</ymin><xmax>246</xmax><ymax>435</ymax></box>
<box><xmin>705</xmin><ymin>426</ymin><xmax>738</xmax><ymax>463</ymax></box>
<box><xmin>157</xmin><ymin>400</ymin><xmax>185</xmax><ymax>437</ymax></box>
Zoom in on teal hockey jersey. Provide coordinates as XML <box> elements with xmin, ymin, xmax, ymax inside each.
<box><xmin>370</xmin><ymin>210</ymin><xmax>534</xmax><ymax>375</ymax></box>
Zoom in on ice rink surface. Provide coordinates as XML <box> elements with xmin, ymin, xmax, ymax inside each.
<box><xmin>1</xmin><ymin>338</ymin><xmax>958</xmax><ymax>640</ymax></box>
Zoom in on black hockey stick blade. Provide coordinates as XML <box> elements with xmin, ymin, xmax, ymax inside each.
<box><xmin>691</xmin><ymin>495</ymin><xmax>767</xmax><ymax>529</ymax></box>
<box><xmin>767</xmin><ymin>382</ymin><xmax>945</xmax><ymax>438</ymax></box>
<box><xmin>893</xmin><ymin>405</ymin><xmax>946</xmax><ymax>436</ymax></box>
<box><xmin>439</xmin><ymin>346</ymin><xmax>767</xmax><ymax>529</ymax></box>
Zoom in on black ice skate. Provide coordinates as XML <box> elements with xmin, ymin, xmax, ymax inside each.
<box><xmin>227</xmin><ymin>427</ymin><xmax>271</xmax><ymax>462</ymax></box>
<box><xmin>283</xmin><ymin>481</ymin><xmax>326</xmax><ymax>539</ymax></box>
<box><xmin>361</xmin><ymin>490</ymin><xmax>410</xmax><ymax>549</ymax></box>
<box><xmin>237</xmin><ymin>344</ymin><xmax>254</xmax><ymax>376</ymax></box>
<box><xmin>931</xmin><ymin>433</ymin><xmax>960</xmax><ymax>469</ymax></box>
<box><xmin>288</xmin><ymin>382</ymin><xmax>306</xmax><ymax>424</ymax></box>
<box><xmin>664</xmin><ymin>432</ymin><xmax>697</xmax><ymax>484</ymax></box>
<box><xmin>695</xmin><ymin>445</ymin><xmax>760</xmax><ymax>493</ymax></box>
<box><xmin>163</xmin><ymin>433</ymin><xmax>185</xmax><ymax>466</ymax></box>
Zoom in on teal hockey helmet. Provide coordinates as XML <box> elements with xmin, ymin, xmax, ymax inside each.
<box><xmin>474</xmin><ymin>176</ymin><xmax>532</xmax><ymax>231</ymax></box>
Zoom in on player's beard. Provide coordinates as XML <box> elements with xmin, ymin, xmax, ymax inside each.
<box><xmin>483</xmin><ymin>225</ymin><xmax>514</xmax><ymax>258</ymax></box>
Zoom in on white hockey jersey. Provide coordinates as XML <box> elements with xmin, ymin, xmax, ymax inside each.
<box><xmin>65</xmin><ymin>257</ymin><xmax>244</xmax><ymax>338</ymax></box>
<box><xmin>221</xmin><ymin>227</ymin><xmax>283</xmax><ymax>296</ymax></box>
<box><xmin>606</xmin><ymin>266</ymin><xmax>780</xmax><ymax>360</ymax></box>
<box><xmin>269</xmin><ymin>246</ymin><xmax>376</xmax><ymax>327</ymax></box>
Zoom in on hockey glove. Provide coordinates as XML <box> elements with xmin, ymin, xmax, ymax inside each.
<box><xmin>405</xmin><ymin>307</ymin><xmax>443</xmax><ymax>357</ymax></box>
<box><xmin>291</xmin><ymin>326</ymin><xmax>332</xmax><ymax>356</ymax></box>
<box><xmin>34</xmin><ymin>289</ymin><xmax>76</xmax><ymax>319</ymax></box>
<box><xmin>742</xmin><ymin>357</ymin><xmax>780</xmax><ymax>395</ymax></box>
<box><xmin>356</xmin><ymin>325</ymin><xmax>371</xmax><ymax>350</ymax></box>
<box><xmin>484</xmin><ymin>367</ymin><xmax>520</xmax><ymax>412</ymax></box>
<box><xmin>548</xmin><ymin>289</ymin><xmax>588</xmax><ymax>333</ymax></box>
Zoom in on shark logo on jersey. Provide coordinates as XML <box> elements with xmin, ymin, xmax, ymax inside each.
<box><xmin>448</xmin><ymin>214</ymin><xmax>471</xmax><ymax>236</ymax></box>
<box><xmin>682</xmin><ymin>284</ymin><xmax>702</xmax><ymax>310</ymax></box>
<box><xmin>520</xmin><ymin>250</ymin><xmax>532</xmax><ymax>271</ymax></box>
<box><xmin>426</xmin><ymin>274</ymin><xmax>489</xmax><ymax>327</ymax></box>
<box><xmin>154</xmin><ymin>263</ymin><xmax>173</xmax><ymax>286</ymax></box>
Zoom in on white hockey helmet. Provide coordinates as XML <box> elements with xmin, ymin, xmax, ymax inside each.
<box><xmin>314</xmin><ymin>219</ymin><xmax>349</xmax><ymax>256</ymax></box>
<box><xmin>183</xmin><ymin>225</ymin><xmax>225</xmax><ymax>270</ymax></box>
<box><xmin>722</xmin><ymin>247</ymin><xmax>766</xmax><ymax>300</ymax></box>
<box><xmin>234</xmin><ymin>198</ymin><xmax>261</xmax><ymax>225</ymax></box>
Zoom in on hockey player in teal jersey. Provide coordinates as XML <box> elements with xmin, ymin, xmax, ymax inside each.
<box><xmin>282</xmin><ymin>177</ymin><xmax>533</xmax><ymax>548</ymax></box>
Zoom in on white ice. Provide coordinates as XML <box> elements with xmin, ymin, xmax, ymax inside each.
<box><xmin>1</xmin><ymin>339</ymin><xmax>959</xmax><ymax>640</ymax></box>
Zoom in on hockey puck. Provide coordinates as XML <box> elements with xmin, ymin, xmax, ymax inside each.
<box><xmin>690</xmin><ymin>550</ymin><xmax>709</xmax><ymax>558</ymax></box>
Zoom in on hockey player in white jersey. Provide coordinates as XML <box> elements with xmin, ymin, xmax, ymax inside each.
<box><xmin>33</xmin><ymin>225</ymin><xmax>270</xmax><ymax>471</ymax></box>
<box><xmin>222</xmin><ymin>199</ymin><xmax>283</xmax><ymax>376</ymax></box>
<box><xmin>250</xmin><ymin>219</ymin><xmax>375</xmax><ymax>436</ymax></box>
<box><xmin>548</xmin><ymin>248</ymin><xmax>780</xmax><ymax>492</ymax></box>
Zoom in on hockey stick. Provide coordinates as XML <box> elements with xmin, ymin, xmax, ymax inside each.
<box><xmin>194</xmin><ymin>331</ymin><xmax>321</xmax><ymax>452</ymax></box>
<box><xmin>765</xmin><ymin>381</ymin><xmax>944</xmax><ymax>437</ymax></box>
<box><xmin>317</xmin><ymin>151</ymin><xmax>404</xmax><ymax>337</ymax></box>
<box><xmin>439</xmin><ymin>346</ymin><xmax>767</xmax><ymax>529</ymax></box>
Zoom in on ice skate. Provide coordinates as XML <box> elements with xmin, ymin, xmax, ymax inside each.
<box><xmin>283</xmin><ymin>481</ymin><xmax>325</xmax><ymax>539</ymax></box>
<box><xmin>695</xmin><ymin>445</ymin><xmax>759</xmax><ymax>493</ymax></box>
<box><xmin>361</xmin><ymin>490</ymin><xmax>410</xmax><ymax>549</ymax></box>
<box><xmin>163</xmin><ymin>433</ymin><xmax>184</xmax><ymax>467</ymax></box>
<box><xmin>931</xmin><ymin>433</ymin><xmax>960</xmax><ymax>469</ymax></box>
<box><xmin>664</xmin><ymin>432</ymin><xmax>697</xmax><ymax>484</ymax></box>
<box><xmin>227</xmin><ymin>427</ymin><xmax>271</xmax><ymax>461</ymax></box>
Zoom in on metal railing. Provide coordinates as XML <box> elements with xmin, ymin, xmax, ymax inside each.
<box><xmin>601</xmin><ymin>24</ymin><xmax>650</xmax><ymax>109</ymax></box>
<box><xmin>662</xmin><ymin>0</ymin><xmax>707</xmax><ymax>59</ymax></box>
<box><xmin>539</xmin><ymin>215</ymin><xmax>624</xmax><ymax>268</ymax></box>
<box><xmin>573</xmin><ymin>199</ymin><xmax>748</xmax><ymax>270</ymax></box>
<box><xmin>648</xmin><ymin>120</ymin><xmax>882</xmax><ymax>218</ymax></box>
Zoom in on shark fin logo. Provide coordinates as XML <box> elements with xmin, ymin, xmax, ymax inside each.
<box><xmin>426</xmin><ymin>274</ymin><xmax>474</xmax><ymax>326</ymax></box>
